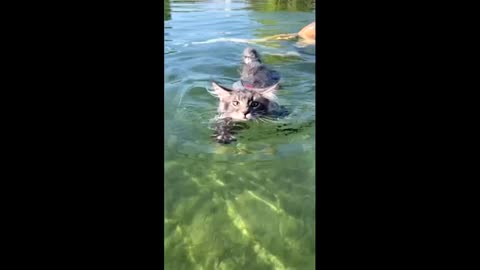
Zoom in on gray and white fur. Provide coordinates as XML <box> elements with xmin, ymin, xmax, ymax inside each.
<box><xmin>210</xmin><ymin>47</ymin><xmax>283</xmax><ymax>144</ymax></box>
<box><xmin>232</xmin><ymin>47</ymin><xmax>281</xmax><ymax>90</ymax></box>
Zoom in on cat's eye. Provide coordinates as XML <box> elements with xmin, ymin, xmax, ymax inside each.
<box><xmin>251</xmin><ymin>101</ymin><xmax>259</xmax><ymax>107</ymax></box>
<box><xmin>232</xmin><ymin>101</ymin><xmax>239</xmax><ymax>106</ymax></box>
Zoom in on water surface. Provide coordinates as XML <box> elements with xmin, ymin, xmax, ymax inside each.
<box><xmin>165</xmin><ymin>1</ymin><xmax>316</xmax><ymax>269</ymax></box>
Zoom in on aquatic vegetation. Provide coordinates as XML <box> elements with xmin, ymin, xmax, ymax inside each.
<box><xmin>164</xmin><ymin>152</ymin><xmax>315</xmax><ymax>269</ymax></box>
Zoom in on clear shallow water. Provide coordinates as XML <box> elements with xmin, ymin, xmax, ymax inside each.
<box><xmin>164</xmin><ymin>1</ymin><xmax>315</xmax><ymax>269</ymax></box>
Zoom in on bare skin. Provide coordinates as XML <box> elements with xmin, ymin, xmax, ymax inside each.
<box><xmin>260</xmin><ymin>21</ymin><xmax>315</xmax><ymax>43</ymax></box>
<box><xmin>297</xmin><ymin>21</ymin><xmax>315</xmax><ymax>41</ymax></box>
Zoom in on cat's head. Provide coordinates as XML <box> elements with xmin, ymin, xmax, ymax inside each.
<box><xmin>210</xmin><ymin>81</ymin><xmax>279</xmax><ymax>121</ymax></box>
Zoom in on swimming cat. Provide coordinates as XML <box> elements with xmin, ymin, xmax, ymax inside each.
<box><xmin>210</xmin><ymin>81</ymin><xmax>280</xmax><ymax>144</ymax></box>
<box><xmin>211</xmin><ymin>47</ymin><xmax>285</xmax><ymax>144</ymax></box>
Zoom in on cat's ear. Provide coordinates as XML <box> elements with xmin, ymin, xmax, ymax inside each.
<box><xmin>255</xmin><ymin>83</ymin><xmax>279</xmax><ymax>100</ymax></box>
<box><xmin>210</xmin><ymin>81</ymin><xmax>233</xmax><ymax>99</ymax></box>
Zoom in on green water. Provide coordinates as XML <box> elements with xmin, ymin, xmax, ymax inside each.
<box><xmin>164</xmin><ymin>1</ymin><xmax>316</xmax><ymax>269</ymax></box>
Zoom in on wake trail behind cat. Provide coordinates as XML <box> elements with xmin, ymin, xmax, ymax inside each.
<box><xmin>190</xmin><ymin>32</ymin><xmax>303</xmax><ymax>46</ymax></box>
<box><xmin>191</xmin><ymin>39</ymin><xmax>302</xmax><ymax>59</ymax></box>
<box><xmin>191</xmin><ymin>37</ymin><xmax>259</xmax><ymax>45</ymax></box>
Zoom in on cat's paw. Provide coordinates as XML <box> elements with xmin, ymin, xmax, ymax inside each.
<box><xmin>215</xmin><ymin>133</ymin><xmax>236</xmax><ymax>144</ymax></box>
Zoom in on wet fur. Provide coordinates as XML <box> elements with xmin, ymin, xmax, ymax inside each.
<box><xmin>210</xmin><ymin>81</ymin><xmax>280</xmax><ymax>144</ymax></box>
<box><xmin>210</xmin><ymin>82</ymin><xmax>279</xmax><ymax>120</ymax></box>
<box><xmin>240</xmin><ymin>47</ymin><xmax>280</xmax><ymax>88</ymax></box>
<box><xmin>209</xmin><ymin>47</ymin><xmax>281</xmax><ymax>144</ymax></box>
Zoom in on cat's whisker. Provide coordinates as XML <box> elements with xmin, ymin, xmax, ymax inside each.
<box><xmin>257</xmin><ymin>116</ymin><xmax>275</xmax><ymax>123</ymax></box>
<box><xmin>209</xmin><ymin>47</ymin><xmax>285</xmax><ymax>143</ymax></box>
<box><xmin>261</xmin><ymin>117</ymin><xmax>271</xmax><ymax>122</ymax></box>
